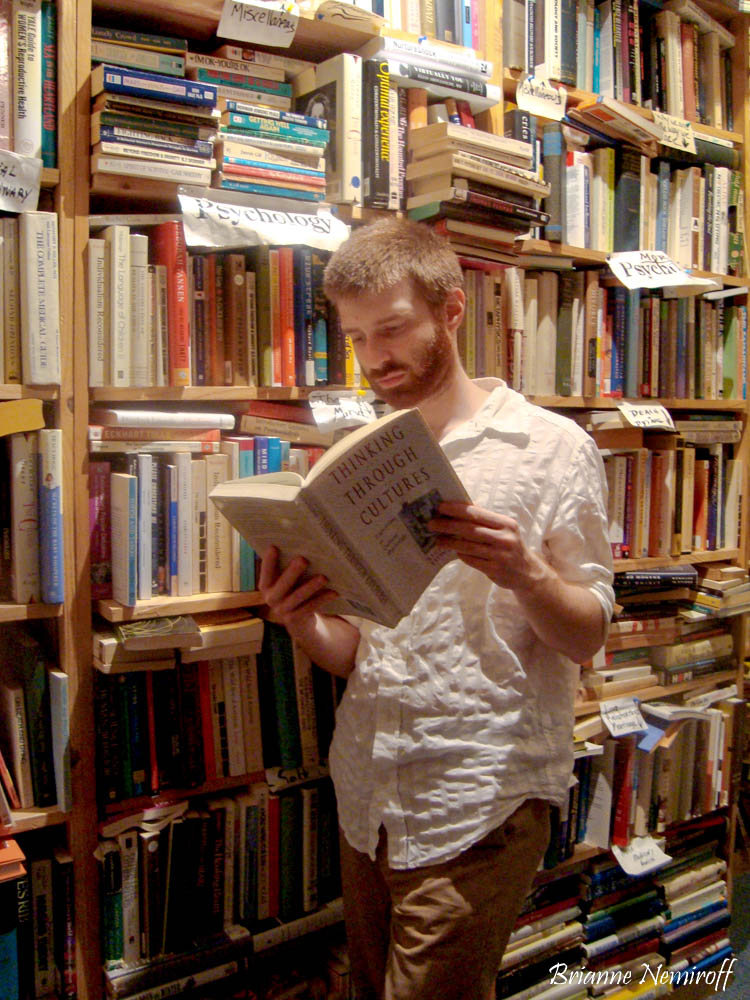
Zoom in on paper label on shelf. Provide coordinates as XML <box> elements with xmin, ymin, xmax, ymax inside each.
<box><xmin>607</xmin><ymin>251</ymin><xmax>721</xmax><ymax>296</ymax></box>
<box><xmin>516</xmin><ymin>76</ymin><xmax>567</xmax><ymax>121</ymax></box>
<box><xmin>217</xmin><ymin>0</ymin><xmax>299</xmax><ymax>48</ymax></box>
<box><xmin>616</xmin><ymin>402</ymin><xmax>675</xmax><ymax>431</ymax></box>
<box><xmin>612</xmin><ymin>836</ymin><xmax>672</xmax><ymax>875</ymax></box>
<box><xmin>309</xmin><ymin>391</ymin><xmax>377</xmax><ymax>431</ymax></box>
<box><xmin>600</xmin><ymin>697</ymin><xmax>648</xmax><ymax>737</ymax></box>
<box><xmin>652</xmin><ymin>111</ymin><xmax>697</xmax><ymax>154</ymax></box>
<box><xmin>0</xmin><ymin>150</ymin><xmax>41</xmax><ymax>212</ymax></box>
<box><xmin>178</xmin><ymin>193</ymin><xmax>350</xmax><ymax>252</ymax></box>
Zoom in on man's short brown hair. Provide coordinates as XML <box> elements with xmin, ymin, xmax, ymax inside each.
<box><xmin>323</xmin><ymin>217</ymin><xmax>464</xmax><ymax>314</ymax></box>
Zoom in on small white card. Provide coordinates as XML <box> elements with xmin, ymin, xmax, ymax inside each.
<box><xmin>0</xmin><ymin>150</ymin><xmax>42</xmax><ymax>212</ymax></box>
<box><xmin>607</xmin><ymin>250</ymin><xmax>720</xmax><ymax>296</ymax></box>
<box><xmin>616</xmin><ymin>402</ymin><xmax>675</xmax><ymax>431</ymax></box>
<box><xmin>652</xmin><ymin>111</ymin><xmax>697</xmax><ymax>154</ymax></box>
<box><xmin>612</xmin><ymin>836</ymin><xmax>672</xmax><ymax>875</ymax></box>
<box><xmin>516</xmin><ymin>76</ymin><xmax>567</xmax><ymax>121</ymax></box>
<box><xmin>309</xmin><ymin>391</ymin><xmax>377</xmax><ymax>431</ymax></box>
<box><xmin>600</xmin><ymin>697</ymin><xmax>648</xmax><ymax>737</ymax></box>
<box><xmin>217</xmin><ymin>0</ymin><xmax>299</xmax><ymax>48</ymax></box>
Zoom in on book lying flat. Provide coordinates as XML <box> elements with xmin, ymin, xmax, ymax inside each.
<box><xmin>209</xmin><ymin>407</ymin><xmax>470</xmax><ymax>627</ymax></box>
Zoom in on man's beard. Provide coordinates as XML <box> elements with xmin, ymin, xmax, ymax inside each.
<box><xmin>363</xmin><ymin>322</ymin><xmax>456</xmax><ymax>408</ymax></box>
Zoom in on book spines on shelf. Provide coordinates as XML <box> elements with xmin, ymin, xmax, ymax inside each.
<box><xmin>91</xmin><ymin>64</ymin><xmax>217</xmax><ymax>108</ymax></box>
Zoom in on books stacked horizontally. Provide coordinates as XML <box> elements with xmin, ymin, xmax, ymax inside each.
<box><xmin>682</xmin><ymin>564</ymin><xmax>750</xmax><ymax>618</ymax></box>
<box><xmin>405</xmin><ymin>122</ymin><xmax>549</xmax><ymax>262</ymax></box>
<box><xmin>90</xmin><ymin>26</ymin><xmax>219</xmax><ymax>188</ymax></box>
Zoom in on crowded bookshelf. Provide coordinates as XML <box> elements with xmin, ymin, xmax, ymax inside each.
<box><xmin>1</xmin><ymin>0</ymin><xmax>750</xmax><ymax>997</ymax></box>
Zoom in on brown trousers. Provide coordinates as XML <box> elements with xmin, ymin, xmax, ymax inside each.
<box><xmin>338</xmin><ymin>798</ymin><xmax>551</xmax><ymax>1000</ymax></box>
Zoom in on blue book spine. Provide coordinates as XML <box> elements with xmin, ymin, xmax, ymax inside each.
<box><xmin>623</xmin><ymin>289</ymin><xmax>640</xmax><ymax>399</ymax></box>
<box><xmin>462</xmin><ymin>0</ymin><xmax>473</xmax><ymax>47</ymax></box>
<box><xmin>136</xmin><ymin>453</ymin><xmax>152</xmax><ymax>601</ymax></box>
<box><xmin>98</xmin><ymin>126</ymin><xmax>213</xmax><ymax>157</ymax></box>
<box><xmin>220</xmin><ymin>155</ymin><xmax>324</xmax><ymax>178</ymax></box>
<box><xmin>216</xmin><ymin>178</ymin><xmax>324</xmax><ymax>201</ymax></box>
<box><xmin>663</xmin><ymin>900</ymin><xmax>728</xmax><ymax>936</ymax></box>
<box><xmin>253</xmin><ymin>437</ymin><xmax>270</xmax><ymax>475</ymax></box>
<box><xmin>126</xmin><ymin>673</ymin><xmax>148</xmax><ymax>797</ymax></box>
<box><xmin>655</xmin><ymin>160</ymin><xmax>671</xmax><ymax>254</ymax></box>
<box><xmin>167</xmin><ymin>464</ymin><xmax>178</xmax><ymax>595</ymax></box>
<box><xmin>223</xmin><ymin>112</ymin><xmax>329</xmax><ymax>144</ymax></box>
<box><xmin>237</xmin><ymin>443</ymin><xmax>256</xmax><ymax>592</ymax></box>
<box><xmin>675</xmin><ymin>298</ymin><xmax>688</xmax><ymax>398</ymax></box>
<box><xmin>38</xmin><ymin>429</ymin><xmax>64</xmax><ymax>603</ymax></box>
<box><xmin>311</xmin><ymin>251</ymin><xmax>328</xmax><ymax>385</ymax></box>
<box><xmin>223</xmin><ymin>99</ymin><xmax>327</xmax><ymax>130</ymax></box>
<box><xmin>266</xmin><ymin>437</ymin><xmax>283</xmax><ymax>473</ymax></box>
<box><xmin>41</xmin><ymin>0</ymin><xmax>57</xmax><ymax>168</ymax></box>
<box><xmin>97</xmin><ymin>64</ymin><xmax>217</xmax><ymax>107</ymax></box>
<box><xmin>611</xmin><ymin>287</ymin><xmax>626</xmax><ymax>396</ymax></box>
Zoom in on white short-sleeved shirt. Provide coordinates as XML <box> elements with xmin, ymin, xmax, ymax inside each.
<box><xmin>328</xmin><ymin>380</ymin><xmax>615</xmax><ymax>869</ymax></box>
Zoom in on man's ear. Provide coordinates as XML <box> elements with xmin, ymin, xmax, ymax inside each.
<box><xmin>444</xmin><ymin>287</ymin><xmax>466</xmax><ymax>333</ymax></box>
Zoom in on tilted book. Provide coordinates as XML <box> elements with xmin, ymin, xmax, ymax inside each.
<box><xmin>209</xmin><ymin>407</ymin><xmax>470</xmax><ymax>628</ymax></box>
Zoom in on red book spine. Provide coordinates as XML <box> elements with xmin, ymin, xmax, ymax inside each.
<box><xmin>279</xmin><ymin>247</ymin><xmax>296</xmax><ymax>387</ymax></box>
<box><xmin>198</xmin><ymin>661</ymin><xmax>217</xmax><ymax>780</ymax></box>
<box><xmin>611</xmin><ymin>735</ymin><xmax>636</xmax><ymax>847</ymax></box>
<box><xmin>89</xmin><ymin>459</ymin><xmax>112</xmax><ymax>599</ymax></box>
<box><xmin>150</xmin><ymin>222</ymin><xmax>191</xmax><ymax>387</ymax></box>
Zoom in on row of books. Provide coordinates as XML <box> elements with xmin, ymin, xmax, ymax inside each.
<box><xmin>0</xmin><ymin>0</ymin><xmax>57</xmax><ymax>164</ymax></box>
<box><xmin>0</xmin><ymin>837</ymin><xmax>75</xmax><ymax>999</ymax></box>
<box><xmin>504</xmin><ymin>0</ymin><xmax>735</xmax><ymax>131</ymax></box>
<box><xmin>0</xmin><ymin>624</ymin><xmax>69</xmax><ymax>818</ymax></box>
<box><xmin>94</xmin><ymin>622</ymin><xmax>339</xmax><ymax>806</ymax></box>
<box><xmin>86</xmin><ymin>223</ymin><xmax>350</xmax><ymax>389</ymax></box>
<box><xmin>497</xmin><ymin>813</ymin><xmax>733</xmax><ymax>999</ymax></box>
<box><xmin>97</xmin><ymin>776</ymin><xmax>341</xmax><ymax>970</ymax></box>
<box><xmin>2</xmin><ymin>426</ymin><xmax>64</xmax><ymax>606</ymax></box>
<box><xmin>0</xmin><ymin>212</ymin><xmax>61</xmax><ymax>387</ymax></box>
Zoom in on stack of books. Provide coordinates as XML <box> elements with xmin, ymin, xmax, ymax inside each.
<box><xmin>89</xmin><ymin>26</ymin><xmax>219</xmax><ymax>189</ymax></box>
<box><xmin>683</xmin><ymin>565</ymin><xmax>750</xmax><ymax>618</ymax></box>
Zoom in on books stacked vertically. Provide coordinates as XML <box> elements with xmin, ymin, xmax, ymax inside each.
<box><xmin>89</xmin><ymin>27</ymin><xmax>219</xmax><ymax>190</ymax></box>
<box><xmin>0</xmin><ymin>0</ymin><xmax>57</xmax><ymax>164</ymax></box>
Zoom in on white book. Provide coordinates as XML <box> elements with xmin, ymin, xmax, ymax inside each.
<box><xmin>219</xmin><ymin>439</ymin><xmax>241</xmax><ymax>592</ymax></box>
<box><xmin>584</xmin><ymin>737</ymin><xmax>616</xmax><ymax>849</ymax></box>
<box><xmin>535</xmin><ymin>271</ymin><xmax>558</xmax><ymax>395</ymax></box>
<box><xmin>597</xmin><ymin>0</ymin><xmax>615</xmax><ymax>98</ymax></box>
<box><xmin>175</xmin><ymin>451</ymin><xmax>193</xmax><ymax>596</ymax></box>
<box><xmin>655</xmin><ymin>9</ymin><xmax>684</xmax><ymax>118</ymax></box>
<box><xmin>185</xmin><ymin>50</ymin><xmax>285</xmax><ymax>81</ymax></box>
<box><xmin>102</xmin><ymin>224</ymin><xmax>131</xmax><ymax>387</ymax></box>
<box><xmin>190</xmin><ymin>457</ymin><xmax>207</xmax><ymax>594</ymax></box>
<box><xmin>12</xmin><ymin>0</ymin><xmax>42</xmax><ymax>157</ymax></box>
<box><xmin>90</xmin><ymin>407</ymin><xmax>235</xmax><ymax>429</ymax></box>
<box><xmin>129</xmin><ymin>233</ymin><xmax>149</xmax><ymax>386</ymax></box>
<box><xmin>293</xmin><ymin>52</ymin><xmax>362</xmax><ymax>205</ymax></box>
<box><xmin>2</xmin><ymin>217</ymin><xmax>20</xmax><ymax>383</ymax></box>
<box><xmin>110</xmin><ymin>472</ymin><xmax>137</xmax><ymax>606</ymax></box>
<box><xmin>136</xmin><ymin>452</ymin><xmax>152</xmax><ymax>601</ymax></box>
<box><xmin>205</xmin><ymin>451</ymin><xmax>232</xmax><ymax>594</ymax></box>
<box><xmin>0</xmin><ymin>676</ymin><xmax>34</xmax><ymax>807</ymax></box>
<box><xmin>91</xmin><ymin>153</ymin><xmax>213</xmax><ymax>186</ymax></box>
<box><xmin>0</xmin><ymin>0</ymin><xmax>11</xmax><ymax>151</ymax></box>
<box><xmin>502</xmin><ymin>0</ymin><xmax>525</xmax><ymax>70</ymax></box>
<box><xmin>116</xmin><ymin>829</ymin><xmax>141</xmax><ymax>966</ymax></box>
<box><xmin>9</xmin><ymin>429</ymin><xmax>40</xmax><ymax>602</ymax></box>
<box><xmin>220</xmin><ymin>657</ymin><xmax>246</xmax><ymax>777</ymax></box>
<box><xmin>96</xmin><ymin>139</ymin><xmax>217</xmax><ymax>170</ymax></box>
<box><xmin>87</xmin><ymin>237</ymin><xmax>108</xmax><ymax>387</ymax></box>
<box><xmin>19</xmin><ymin>211</ymin><xmax>61</xmax><ymax>384</ymax></box>
<box><xmin>150</xmin><ymin>263</ymin><xmax>169</xmax><ymax>386</ymax></box>
<box><xmin>522</xmin><ymin>274</ymin><xmax>538</xmax><ymax>396</ymax></box>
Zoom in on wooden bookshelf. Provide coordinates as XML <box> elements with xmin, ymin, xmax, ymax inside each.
<box><xmin>0</xmin><ymin>385</ymin><xmax>59</xmax><ymax>401</ymax></box>
<box><xmin>0</xmin><ymin>602</ymin><xmax>64</xmax><ymax>623</ymax></box>
<box><xmin>95</xmin><ymin>591</ymin><xmax>262</xmax><ymax>622</ymax></box>
<box><xmin>0</xmin><ymin>806</ymin><xmax>69</xmax><ymax>836</ymax></box>
<box><xmin>574</xmin><ymin>669</ymin><xmax>740</xmax><ymax>717</ymax></box>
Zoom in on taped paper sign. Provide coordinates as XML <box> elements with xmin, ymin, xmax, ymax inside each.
<box><xmin>612</xmin><ymin>836</ymin><xmax>672</xmax><ymax>875</ymax></box>
<box><xmin>608</xmin><ymin>251</ymin><xmax>720</xmax><ymax>296</ymax></box>
<box><xmin>0</xmin><ymin>150</ymin><xmax>41</xmax><ymax>212</ymax></box>
<box><xmin>616</xmin><ymin>402</ymin><xmax>674</xmax><ymax>431</ymax></box>
<box><xmin>218</xmin><ymin>0</ymin><xmax>299</xmax><ymax>47</ymax></box>
<box><xmin>652</xmin><ymin>111</ymin><xmax>696</xmax><ymax>154</ymax></box>
<box><xmin>600</xmin><ymin>697</ymin><xmax>648</xmax><ymax>737</ymax></box>
<box><xmin>179</xmin><ymin>193</ymin><xmax>350</xmax><ymax>252</ymax></box>
<box><xmin>516</xmin><ymin>76</ymin><xmax>567</xmax><ymax>121</ymax></box>
<box><xmin>309</xmin><ymin>391</ymin><xmax>377</xmax><ymax>431</ymax></box>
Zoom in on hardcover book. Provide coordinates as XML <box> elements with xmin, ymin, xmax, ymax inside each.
<box><xmin>209</xmin><ymin>407</ymin><xmax>470</xmax><ymax>628</ymax></box>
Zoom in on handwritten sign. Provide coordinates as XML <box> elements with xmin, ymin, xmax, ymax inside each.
<box><xmin>653</xmin><ymin>111</ymin><xmax>696</xmax><ymax>154</ymax></box>
<box><xmin>516</xmin><ymin>76</ymin><xmax>567</xmax><ymax>122</ymax></box>
<box><xmin>0</xmin><ymin>150</ymin><xmax>41</xmax><ymax>212</ymax></box>
<box><xmin>607</xmin><ymin>251</ymin><xmax>720</xmax><ymax>296</ymax></box>
<box><xmin>309</xmin><ymin>391</ymin><xmax>377</xmax><ymax>431</ymax></box>
<box><xmin>612</xmin><ymin>836</ymin><xmax>672</xmax><ymax>875</ymax></box>
<box><xmin>179</xmin><ymin>193</ymin><xmax>350</xmax><ymax>252</ymax></box>
<box><xmin>616</xmin><ymin>402</ymin><xmax>675</xmax><ymax>431</ymax></box>
<box><xmin>600</xmin><ymin>697</ymin><xmax>648</xmax><ymax>737</ymax></box>
<box><xmin>217</xmin><ymin>0</ymin><xmax>299</xmax><ymax>48</ymax></box>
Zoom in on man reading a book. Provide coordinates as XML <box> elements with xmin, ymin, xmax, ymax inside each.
<box><xmin>258</xmin><ymin>218</ymin><xmax>614</xmax><ymax>1000</ymax></box>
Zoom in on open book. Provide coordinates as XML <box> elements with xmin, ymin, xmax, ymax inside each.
<box><xmin>209</xmin><ymin>407</ymin><xmax>470</xmax><ymax>627</ymax></box>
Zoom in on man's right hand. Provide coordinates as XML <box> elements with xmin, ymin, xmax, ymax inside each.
<box><xmin>257</xmin><ymin>546</ymin><xmax>361</xmax><ymax>679</ymax></box>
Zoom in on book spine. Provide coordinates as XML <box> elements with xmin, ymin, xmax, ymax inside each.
<box><xmin>38</xmin><ymin>427</ymin><xmax>64</xmax><ymax>603</ymax></box>
<box><xmin>19</xmin><ymin>211</ymin><xmax>61</xmax><ymax>385</ymax></box>
<box><xmin>221</xmin><ymin>98</ymin><xmax>325</xmax><ymax>129</ymax></box>
<box><xmin>92</xmin><ymin>154</ymin><xmax>212</xmax><ymax>185</ymax></box>
<box><xmin>39</xmin><ymin>0</ymin><xmax>55</xmax><ymax>167</ymax></box>
<box><xmin>95</xmin><ymin>63</ymin><xmax>217</xmax><ymax>107</ymax></box>
<box><xmin>150</xmin><ymin>222</ymin><xmax>190</xmax><ymax>387</ymax></box>
<box><xmin>205</xmin><ymin>452</ymin><xmax>232</xmax><ymax>594</ymax></box>
<box><xmin>191</xmin><ymin>68</ymin><xmax>291</xmax><ymax>96</ymax></box>
<box><xmin>91</xmin><ymin>25</ymin><xmax>188</xmax><ymax>53</ymax></box>
<box><xmin>91</xmin><ymin>40</ymin><xmax>185</xmax><ymax>76</ymax></box>
<box><xmin>9</xmin><ymin>429</ymin><xmax>40</xmax><ymax>602</ymax></box>
<box><xmin>0</xmin><ymin>0</ymin><xmax>11</xmax><ymax>151</ymax></box>
<box><xmin>110</xmin><ymin>472</ymin><xmax>137</xmax><ymax>606</ymax></box>
<box><xmin>30</xmin><ymin>856</ymin><xmax>54</xmax><ymax>996</ymax></box>
<box><xmin>87</xmin><ymin>238</ymin><xmax>108</xmax><ymax>387</ymax></box>
<box><xmin>12</xmin><ymin>0</ymin><xmax>42</xmax><ymax>158</ymax></box>
<box><xmin>2</xmin><ymin>217</ymin><xmax>21</xmax><ymax>383</ymax></box>
<box><xmin>104</xmin><ymin>225</ymin><xmax>131</xmax><ymax>387</ymax></box>
<box><xmin>222</xmin><ymin>111</ymin><xmax>327</xmax><ymax>144</ymax></box>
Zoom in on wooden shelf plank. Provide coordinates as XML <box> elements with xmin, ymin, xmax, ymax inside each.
<box><xmin>0</xmin><ymin>602</ymin><xmax>63</xmax><ymax>623</ymax></box>
<box><xmin>1</xmin><ymin>806</ymin><xmax>68</xmax><ymax>836</ymax></box>
<box><xmin>96</xmin><ymin>592</ymin><xmax>262</xmax><ymax>622</ymax></box>
<box><xmin>100</xmin><ymin>770</ymin><xmax>267</xmax><ymax>818</ymax></box>
<box><xmin>0</xmin><ymin>385</ymin><xmax>59</xmax><ymax>401</ymax></box>
<box><xmin>614</xmin><ymin>550</ymin><xmax>741</xmax><ymax>571</ymax></box>
<box><xmin>88</xmin><ymin>385</ymin><xmax>352</xmax><ymax>401</ymax></box>
<box><xmin>528</xmin><ymin>395</ymin><xmax>746</xmax><ymax>410</ymax></box>
<box><xmin>574</xmin><ymin>669</ymin><xmax>739</xmax><ymax>716</ymax></box>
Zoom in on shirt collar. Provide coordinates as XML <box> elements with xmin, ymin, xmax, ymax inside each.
<box><xmin>441</xmin><ymin>379</ymin><xmax>532</xmax><ymax>448</ymax></box>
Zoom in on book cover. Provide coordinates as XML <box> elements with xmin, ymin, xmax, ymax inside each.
<box><xmin>110</xmin><ymin>473</ymin><xmax>137</xmax><ymax>607</ymax></box>
<box><xmin>91</xmin><ymin>63</ymin><xmax>217</xmax><ymax>108</ymax></box>
<box><xmin>19</xmin><ymin>212</ymin><xmax>61</xmax><ymax>385</ymax></box>
<box><xmin>149</xmin><ymin>222</ymin><xmax>190</xmax><ymax>387</ymax></box>
<box><xmin>12</xmin><ymin>0</ymin><xmax>42</xmax><ymax>158</ymax></box>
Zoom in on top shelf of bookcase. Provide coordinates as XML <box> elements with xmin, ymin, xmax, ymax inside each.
<box><xmin>91</xmin><ymin>1</ymin><xmax>380</xmax><ymax>58</ymax></box>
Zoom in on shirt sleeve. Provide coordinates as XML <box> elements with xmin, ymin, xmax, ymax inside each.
<box><xmin>542</xmin><ymin>434</ymin><xmax>615</xmax><ymax>628</ymax></box>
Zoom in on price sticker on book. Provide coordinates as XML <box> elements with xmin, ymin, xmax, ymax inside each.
<box><xmin>611</xmin><ymin>836</ymin><xmax>672</xmax><ymax>875</ymax></box>
<box><xmin>309</xmin><ymin>391</ymin><xmax>377</xmax><ymax>431</ymax></box>
<box><xmin>616</xmin><ymin>402</ymin><xmax>674</xmax><ymax>431</ymax></box>
<box><xmin>0</xmin><ymin>150</ymin><xmax>41</xmax><ymax>213</ymax></box>
<box><xmin>217</xmin><ymin>0</ymin><xmax>299</xmax><ymax>48</ymax></box>
<box><xmin>516</xmin><ymin>76</ymin><xmax>567</xmax><ymax>121</ymax></box>
<box><xmin>599</xmin><ymin>697</ymin><xmax>648</xmax><ymax>737</ymax></box>
<box><xmin>652</xmin><ymin>111</ymin><xmax>696</xmax><ymax>155</ymax></box>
